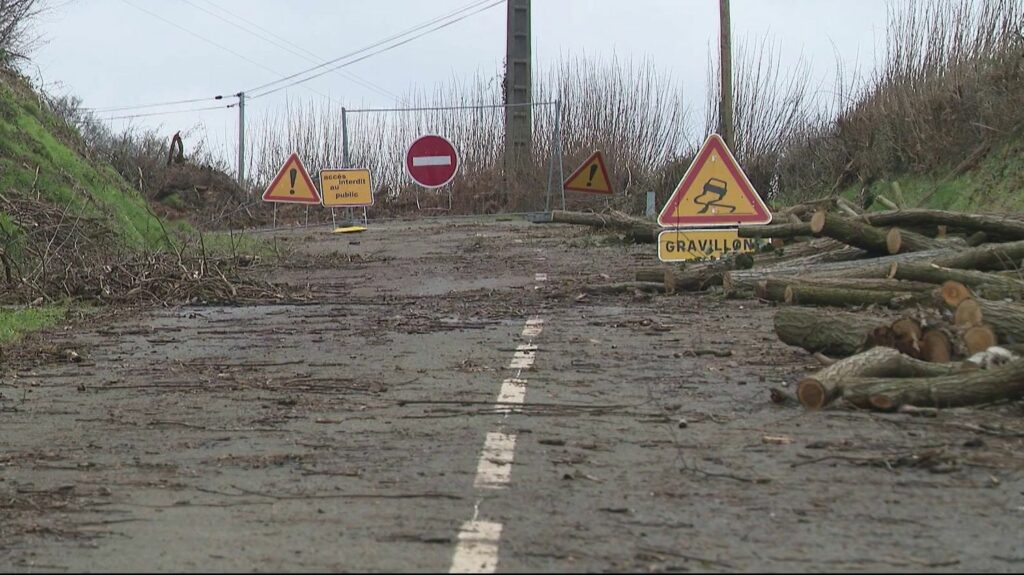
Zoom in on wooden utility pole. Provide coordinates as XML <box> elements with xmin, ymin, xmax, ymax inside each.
<box><xmin>719</xmin><ymin>0</ymin><xmax>734</xmax><ymax>149</ymax></box>
<box><xmin>504</xmin><ymin>0</ymin><xmax>532</xmax><ymax>173</ymax></box>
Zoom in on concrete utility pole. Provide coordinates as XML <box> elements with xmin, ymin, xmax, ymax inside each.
<box><xmin>504</xmin><ymin>0</ymin><xmax>532</xmax><ymax>172</ymax></box>
<box><xmin>237</xmin><ymin>91</ymin><xmax>246</xmax><ymax>188</ymax></box>
<box><xmin>719</xmin><ymin>0</ymin><xmax>734</xmax><ymax>149</ymax></box>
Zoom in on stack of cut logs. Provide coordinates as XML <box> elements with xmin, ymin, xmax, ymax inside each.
<box><xmin>546</xmin><ymin>200</ymin><xmax>1024</xmax><ymax>412</ymax></box>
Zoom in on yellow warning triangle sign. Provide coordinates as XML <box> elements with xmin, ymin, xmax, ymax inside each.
<box><xmin>262</xmin><ymin>152</ymin><xmax>321</xmax><ymax>204</ymax></box>
<box><xmin>658</xmin><ymin>134</ymin><xmax>771</xmax><ymax>227</ymax></box>
<box><xmin>563</xmin><ymin>151</ymin><xmax>613</xmax><ymax>195</ymax></box>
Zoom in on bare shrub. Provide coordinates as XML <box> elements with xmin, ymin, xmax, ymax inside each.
<box><xmin>0</xmin><ymin>0</ymin><xmax>41</xmax><ymax>67</ymax></box>
<box><xmin>238</xmin><ymin>54</ymin><xmax>693</xmax><ymax>216</ymax></box>
<box><xmin>777</xmin><ymin>0</ymin><xmax>1024</xmax><ymax>203</ymax></box>
<box><xmin>705</xmin><ymin>36</ymin><xmax>818</xmax><ymax>204</ymax></box>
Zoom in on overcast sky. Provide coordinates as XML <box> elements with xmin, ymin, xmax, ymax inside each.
<box><xmin>31</xmin><ymin>0</ymin><xmax>893</xmax><ymax>158</ymax></box>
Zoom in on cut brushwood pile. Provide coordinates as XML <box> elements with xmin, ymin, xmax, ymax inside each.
<box><xmin>548</xmin><ymin>198</ymin><xmax>1024</xmax><ymax>412</ymax></box>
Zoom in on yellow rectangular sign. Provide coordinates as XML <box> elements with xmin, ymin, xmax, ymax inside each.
<box><xmin>320</xmin><ymin>168</ymin><xmax>373</xmax><ymax>207</ymax></box>
<box><xmin>658</xmin><ymin>228</ymin><xmax>763</xmax><ymax>262</ymax></box>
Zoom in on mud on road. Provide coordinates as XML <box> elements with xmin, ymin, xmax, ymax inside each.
<box><xmin>2</xmin><ymin>217</ymin><xmax>1023</xmax><ymax>572</ymax></box>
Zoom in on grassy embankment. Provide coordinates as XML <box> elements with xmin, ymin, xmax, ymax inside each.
<box><xmin>0</xmin><ymin>71</ymin><xmax>263</xmax><ymax>343</ymax></box>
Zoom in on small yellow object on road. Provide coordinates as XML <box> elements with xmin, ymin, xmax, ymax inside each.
<box><xmin>333</xmin><ymin>226</ymin><xmax>367</xmax><ymax>234</ymax></box>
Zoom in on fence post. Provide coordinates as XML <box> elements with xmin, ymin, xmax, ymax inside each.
<box><xmin>342</xmin><ymin>107</ymin><xmax>350</xmax><ymax>168</ymax></box>
<box><xmin>556</xmin><ymin>99</ymin><xmax>565</xmax><ymax>211</ymax></box>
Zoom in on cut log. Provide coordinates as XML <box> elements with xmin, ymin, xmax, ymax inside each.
<box><xmin>773</xmin><ymin>306</ymin><xmax>887</xmax><ymax>356</ymax></box>
<box><xmin>885</xmin><ymin>227</ymin><xmax>946</xmax><ymax>254</ymax></box>
<box><xmin>836</xmin><ymin>197</ymin><xmax>864</xmax><ymax>217</ymax></box>
<box><xmin>583</xmin><ymin>282</ymin><xmax>666</xmax><ymax>295</ymax></box>
<box><xmin>875</xmin><ymin>194</ymin><xmax>900</xmax><ymax>210</ymax></box>
<box><xmin>940</xmin><ymin>280</ymin><xmax>973</xmax><ymax>307</ymax></box>
<box><xmin>544</xmin><ymin>210</ymin><xmax>658</xmax><ymax>243</ymax></box>
<box><xmin>758</xmin><ymin>279</ymin><xmax>788</xmax><ymax>302</ymax></box>
<box><xmin>783</xmin><ymin>284</ymin><xmax>930</xmax><ymax>309</ymax></box>
<box><xmin>954</xmin><ymin>298</ymin><xmax>1024</xmax><ymax>344</ymax></box>
<box><xmin>933</xmin><ymin>239</ymin><xmax>1024</xmax><ymax>271</ymax></box>
<box><xmin>954</xmin><ymin>299</ymin><xmax>983</xmax><ymax>326</ymax></box>
<box><xmin>963</xmin><ymin>325</ymin><xmax>998</xmax><ymax>355</ymax></box>
<box><xmin>887</xmin><ymin>261</ymin><xmax>1024</xmax><ymax>301</ymax></box>
<box><xmin>724</xmin><ymin>248</ymin><xmax>958</xmax><ymax>291</ymax></box>
<box><xmin>841</xmin><ymin>358</ymin><xmax>1024</xmax><ymax>410</ymax></box>
<box><xmin>635</xmin><ymin>255</ymin><xmax>751</xmax><ymax>292</ymax></box>
<box><xmin>891</xmin><ymin>318</ymin><xmax>923</xmax><ymax>357</ymax></box>
<box><xmin>966</xmin><ymin>231</ymin><xmax>988</xmax><ymax>247</ymax></box>
<box><xmin>737</xmin><ymin>222</ymin><xmax>812</xmax><ymax>239</ymax></box>
<box><xmin>857</xmin><ymin>209</ymin><xmax>1024</xmax><ymax>241</ymax></box>
<box><xmin>809</xmin><ymin>212</ymin><xmax>892</xmax><ymax>255</ymax></box>
<box><xmin>796</xmin><ymin>347</ymin><xmax>963</xmax><ymax>409</ymax></box>
<box><xmin>920</xmin><ymin>329</ymin><xmax>953</xmax><ymax>362</ymax></box>
<box><xmin>754</xmin><ymin>276</ymin><xmax>933</xmax><ymax>303</ymax></box>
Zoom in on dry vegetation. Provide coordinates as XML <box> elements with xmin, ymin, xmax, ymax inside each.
<box><xmin>239</xmin><ymin>55</ymin><xmax>691</xmax><ymax>216</ymax></box>
<box><xmin>777</xmin><ymin>0</ymin><xmax>1024</xmax><ymax>203</ymax></box>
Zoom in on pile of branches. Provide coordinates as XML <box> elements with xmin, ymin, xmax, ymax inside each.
<box><xmin>0</xmin><ymin>192</ymin><xmax>294</xmax><ymax>306</ymax></box>
<box><xmin>630</xmin><ymin>195</ymin><xmax>1024</xmax><ymax>412</ymax></box>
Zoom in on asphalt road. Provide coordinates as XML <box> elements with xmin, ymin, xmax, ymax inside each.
<box><xmin>2</xmin><ymin>217</ymin><xmax>1022</xmax><ymax>572</ymax></box>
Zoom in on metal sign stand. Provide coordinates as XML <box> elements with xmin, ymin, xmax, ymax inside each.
<box><xmin>272</xmin><ymin>203</ymin><xmax>277</xmax><ymax>230</ymax></box>
<box><xmin>545</xmin><ymin>99</ymin><xmax>565</xmax><ymax>213</ymax></box>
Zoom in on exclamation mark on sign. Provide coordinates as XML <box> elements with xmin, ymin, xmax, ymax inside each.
<box><xmin>587</xmin><ymin>164</ymin><xmax>598</xmax><ymax>187</ymax></box>
<box><xmin>289</xmin><ymin>168</ymin><xmax>297</xmax><ymax>195</ymax></box>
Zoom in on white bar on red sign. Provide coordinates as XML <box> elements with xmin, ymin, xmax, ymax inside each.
<box><xmin>412</xmin><ymin>155</ymin><xmax>453</xmax><ymax>167</ymax></box>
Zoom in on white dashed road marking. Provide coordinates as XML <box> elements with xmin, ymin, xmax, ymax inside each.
<box><xmin>450</xmin><ymin>272</ymin><xmax>547</xmax><ymax>573</ymax></box>
<box><xmin>473</xmin><ymin>432</ymin><xmax>518</xmax><ymax>489</ymax></box>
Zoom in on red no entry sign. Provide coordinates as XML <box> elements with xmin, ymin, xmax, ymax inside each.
<box><xmin>406</xmin><ymin>134</ymin><xmax>459</xmax><ymax>188</ymax></box>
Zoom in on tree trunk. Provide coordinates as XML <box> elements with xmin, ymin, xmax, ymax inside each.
<box><xmin>783</xmin><ymin>284</ymin><xmax>931</xmax><ymax>309</ymax></box>
<box><xmin>773</xmin><ymin>306</ymin><xmax>887</xmax><ymax>356</ymax></box>
<box><xmin>885</xmin><ymin>227</ymin><xmax>947</xmax><ymax>254</ymax></box>
<box><xmin>796</xmin><ymin>346</ymin><xmax>963</xmax><ymax>409</ymax></box>
<box><xmin>954</xmin><ymin>298</ymin><xmax>1024</xmax><ymax>344</ymax></box>
<box><xmin>544</xmin><ymin>210</ymin><xmax>658</xmax><ymax>242</ymax></box>
<box><xmin>933</xmin><ymin>239</ymin><xmax>1024</xmax><ymax>271</ymax></box>
<box><xmin>635</xmin><ymin>257</ymin><xmax>748</xmax><ymax>291</ymax></box>
<box><xmin>809</xmin><ymin>212</ymin><xmax>892</xmax><ymax>255</ymax></box>
<box><xmin>856</xmin><ymin>209</ymin><xmax>1024</xmax><ymax>241</ymax></box>
<box><xmin>888</xmin><ymin>261</ymin><xmax>1024</xmax><ymax>301</ymax></box>
<box><xmin>738</xmin><ymin>222</ymin><xmax>813</xmax><ymax>239</ymax></box>
<box><xmin>752</xmin><ymin>276</ymin><xmax>932</xmax><ymax>303</ymax></box>
<box><xmin>583</xmin><ymin>281</ymin><xmax>667</xmax><ymax>295</ymax></box>
<box><xmin>841</xmin><ymin>358</ymin><xmax>1024</xmax><ymax>410</ymax></box>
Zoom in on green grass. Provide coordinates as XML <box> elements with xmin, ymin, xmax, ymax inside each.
<box><xmin>0</xmin><ymin>76</ymin><xmax>186</xmax><ymax>254</ymax></box>
<box><xmin>193</xmin><ymin>230</ymin><xmax>277</xmax><ymax>259</ymax></box>
<box><xmin>837</xmin><ymin>138</ymin><xmax>1024</xmax><ymax>213</ymax></box>
<box><xmin>0</xmin><ymin>305</ymin><xmax>66</xmax><ymax>344</ymax></box>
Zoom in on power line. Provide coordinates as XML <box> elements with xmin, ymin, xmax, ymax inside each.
<box><xmin>119</xmin><ymin>0</ymin><xmax>280</xmax><ymax>82</ymax></box>
<box><xmin>95</xmin><ymin>103</ymin><xmax>234</xmax><ymax>121</ymax></box>
<box><xmin>182</xmin><ymin>0</ymin><xmax>403</xmax><ymax>103</ymax></box>
<box><xmin>248</xmin><ymin>0</ymin><xmax>505</xmax><ymax>100</ymax></box>
<box><xmin>87</xmin><ymin>95</ymin><xmax>222</xmax><ymax>114</ymax></box>
<box><xmin>117</xmin><ymin>0</ymin><xmax>341</xmax><ymax>109</ymax></box>
<box><xmin>88</xmin><ymin>0</ymin><xmax>503</xmax><ymax>118</ymax></box>
<box><xmin>245</xmin><ymin>0</ymin><xmax>501</xmax><ymax>96</ymax></box>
